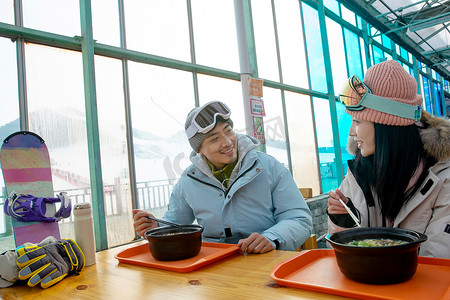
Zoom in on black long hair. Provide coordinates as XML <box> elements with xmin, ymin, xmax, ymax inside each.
<box><xmin>353</xmin><ymin>123</ymin><xmax>436</xmax><ymax>221</ymax></box>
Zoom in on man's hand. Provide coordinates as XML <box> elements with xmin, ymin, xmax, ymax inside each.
<box><xmin>132</xmin><ymin>209</ymin><xmax>158</xmax><ymax>237</ymax></box>
<box><xmin>237</xmin><ymin>232</ymin><xmax>274</xmax><ymax>254</ymax></box>
<box><xmin>327</xmin><ymin>189</ymin><xmax>349</xmax><ymax>214</ymax></box>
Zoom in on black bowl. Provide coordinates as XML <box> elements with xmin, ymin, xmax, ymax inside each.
<box><xmin>326</xmin><ymin>227</ymin><xmax>427</xmax><ymax>284</ymax></box>
<box><xmin>144</xmin><ymin>225</ymin><xmax>204</xmax><ymax>261</ymax></box>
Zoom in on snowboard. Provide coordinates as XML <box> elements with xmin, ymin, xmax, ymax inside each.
<box><xmin>0</xmin><ymin>131</ymin><xmax>60</xmax><ymax>246</ymax></box>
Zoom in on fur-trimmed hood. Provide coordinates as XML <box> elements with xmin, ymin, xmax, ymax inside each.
<box><xmin>347</xmin><ymin>111</ymin><xmax>450</xmax><ymax>161</ymax></box>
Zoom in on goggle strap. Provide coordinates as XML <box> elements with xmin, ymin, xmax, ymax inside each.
<box><xmin>359</xmin><ymin>94</ymin><xmax>421</xmax><ymax>120</ymax></box>
<box><xmin>185</xmin><ymin>123</ymin><xmax>198</xmax><ymax>140</ymax></box>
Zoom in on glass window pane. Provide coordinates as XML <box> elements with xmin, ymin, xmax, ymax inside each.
<box><xmin>285</xmin><ymin>92</ymin><xmax>320</xmax><ymax>195</ymax></box>
<box><xmin>0</xmin><ymin>39</ymin><xmax>19</xmax><ymax>138</ymax></box>
<box><xmin>370</xmin><ymin>26</ymin><xmax>382</xmax><ymax>44</ymax></box>
<box><xmin>23</xmin><ymin>0</ymin><xmax>80</xmax><ymax>36</ymax></box>
<box><xmin>128</xmin><ymin>62</ymin><xmax>195</xmax><ymax>218</ymax></box>
<box><xmin>95</xmin><ymin>56</ymin><xmax>133</xmax><ymax>247</ymax></box>
<box><xmin>360</xmin><ymin>37</ymin><xmax>368</xmax><ymax>74</ymax></box>
<box><xmin>344</xmin><ymin>28</ymin><xmax>363</xmax><ymax>79</ymax></box>
<box><xmin>324</xmin><ymin>0</ymin><xmax>340</xmax><ymax>15</ymax></box>
<box><xmin>262</xmin><ymin>87</ymin><xmax>288</xmax><ymax>167</ymax></box>
<box><xmin>341</xmin><ymin>5</ymin><xmax>356</xmax><ymax>26</ymax></box>
<box><xmin>24</xmin><ymin>44</ymin><xmax>87</xmax><ymax>240</ymax></box>
<box><xmin>372</xmin><ymin>45</ymin><xmax>384</xmax><ymax>65</ymax></box>
<box><xmin>400</xmin><ymin>46</ymin><xmax>409</xmax><ymax>60</ymax></box>
<box><xmin>326</xmin><ymin>18</ymin><xmax>347</xmax><ymax>95</ymax></box>
<box><xmin>275</xmin><ymin>0</ymin><xmax>309</xmax><ymax>88</ymax></box>
<box><xmin>421</xmin><ymin>75</ymin><xmax>432</xmax><ymax>113</ymax></box>
<box><xmin>92</xmin><ymin>0</ymin><xmax>120</xmax><ymax>46</ymax></box>
<box><xmin>433</xmin><ymin>82</ymin><xmax>442</xmax><ymax>116</ymax></box>
<box><xmin>302</xmin><ymin>3</ymin><xmax>327</xmax><ymax>93</ymax></box>
<box><xmin>191</xmin><ymin>0</ymin><xmax>239</xmax><ymax>71</ymax></box>
<box><xmin>124</xmin><ymin>0</ymin><xmax>190</xmax><ymax>62</ymax></box>
<box><xmin>251</xmin><ymin>0</ymin><xmax>279</xmax><ymax>81</ymax></box>
<box><xmin>313</xmin><ymin>97</ymin><xmax>338</xmax><ymax>193</ymax></box>
<box><xmin>356</xmin><ymin>15</ymin><xmax>364</xmax><ymax>30</ymax></box>
<box><xmin>382</xmin><ymin>34</ymin><xmax>391</xmax><ymax>49</ymax></box>
<box><xmin>197</xmin><ymin>75</ymin><xmax>245</xmax><ymax>132</ymax></box>
<box><xmin>335</xmin><ymin>102</ymin><xmax>353</xmax><ymax>176</ymax></box>
<box><xmin>0</xmin><ymin>38</ymin><xmax>19</xmax><ymax>244</ymax></box>
<box><xmin>0</xmin><ymin>1</ymin><xmax>14</xmax><ymax>24</ymax></box>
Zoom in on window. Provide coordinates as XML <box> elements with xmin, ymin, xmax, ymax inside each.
<box><xmin>326</xmin><ymin>17</ymin><xmax>347</xmax><ymax>95</ymax></box>
<box><xmin>25</xmin><ymin>44</ymin><xmax>87</xmax><ymax>240</ymax></box>
<box><xmin>344</xmin><ymin>28</ymin><xmax>363</xmax><ymax>79</ymax></box>
<box><xmin>191</xmin><ymin>0</ymin><xmax>239</xmax><ymax>71</ymax></box>
<box><xmin>23</xmin><ymin>0</ymin><xmax>80</xmax><ymax>36</ymax></box>
<box><xmin>252</xmin><ymin>0</ymin><xmax>279</xmax><ymax>81</ymax></box>
<box><xmin>312</xmin><ymin>97</ymin><xmax>338</xmax><ymax>193</ymax></box>
<box><xmin>0</xmin><ymin>1</ymin><xmax>14</xmax><ymax>24</ymax></box>
<box><xmin>275</xmin><ymin>0</ymin><xmax>309</xmax><ymax>88</ymax></box>
<box><xmin>124</xmin><ymin>0</ymin><xmax>191</xmax><ymax>62</ymax></box>
<box><xmin>285</xmin><ymin>92</ymin><xmax>321</xmax><ymax>194</ymax></box>
<box><xmin>0</xmin><ymin>37</ymin><xmax>19</xmax><ymax>242</ymax></box>
<box><xmin>261</xmin><ymin>87</ymin><xmax>288</xmax><ymax>167</ymax></box>
<box><xmin>128</xmin><ymin>62</ymin><xmax>195</xmax><ymax>218</ymax></box>
<box><xmin>302</xmin><ymin>3</ymin><xmax>327</xmax><ymax>93</ymax></box>
<box><xmin>95</xmin><ymin>55</ymin><xmax>133</xmax><ymax>246</ymax></box>
<box><xmin>92</xmin><ymin>0</ymin><xmax>120</xmax><ymax>46</ymax></box>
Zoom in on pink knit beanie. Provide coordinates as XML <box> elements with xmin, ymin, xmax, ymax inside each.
<box><xmin>345</xmin><ymin>60</ymin><xmax>423</xmax><ymax>126</ymax></box>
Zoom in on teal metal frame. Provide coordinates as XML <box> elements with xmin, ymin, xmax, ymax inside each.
<box><xmin>79</xmin><ymin>0</ymin><xmax>108</xmax><ymax>251</ymax></box>
<box><xmin>317</xmin><ymin>0</ymin><xmax>344</xmax><ymax>185</ymax></box>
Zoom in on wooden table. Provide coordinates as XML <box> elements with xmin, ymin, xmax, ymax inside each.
<box><xmin>0</xmin><ymin>241</ymin><xmax>349</xmax><ymax>299</ymax></box>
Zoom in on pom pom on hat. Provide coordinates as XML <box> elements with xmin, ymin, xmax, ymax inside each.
<box><xmin>345</xmin><ymin>60</ymin><xmax>423</xmax><ymax>126</ymax></box>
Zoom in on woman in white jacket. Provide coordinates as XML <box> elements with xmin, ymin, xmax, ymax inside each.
<box><xmin>327</xmin><ymin>60</ymin><xmax>450</xmax><ymax>259</ymax></box>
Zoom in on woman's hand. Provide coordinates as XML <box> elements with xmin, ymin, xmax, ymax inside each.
<box><xmin>132</xmin><ymin>209</ymin><xmax>158</xmax><ymax>237</ymax></box>
<box><xmin>237</xmin><ymin>232</ymin><xmax>274</xmax><ymax>254</ymax></box>
<box><xmin>327</xmin><ymin>188</ymin><xmax>350</xmax><ymax>214</ymax></box>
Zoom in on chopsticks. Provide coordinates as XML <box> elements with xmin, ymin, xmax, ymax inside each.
<box><xmin>338</xmin><ymin>199</ymin><xmax>361</xmax><ymax>227</ymax></box>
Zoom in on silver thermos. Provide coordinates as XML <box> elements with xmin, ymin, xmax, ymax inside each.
<box><xmin>73</xmin><ymin>202</ymin><xmax>96</xmax><ymax>266</ymax></box>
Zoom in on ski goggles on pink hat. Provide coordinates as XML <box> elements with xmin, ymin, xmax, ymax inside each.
<box><xmin>185</xmin><ymin>101</ymin><xmax>232</xmax><ymax>139</ymax></box>
<box><xmin>339</xmin><ymin>75</ymin><xmax>421</xmax><ymax>120</ymax></box>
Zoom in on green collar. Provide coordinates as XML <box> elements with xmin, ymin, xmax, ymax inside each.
<box><xmin>206</xmin><ymin>155</ymin><xmax>238</xmax><ymax>188</ymax></box>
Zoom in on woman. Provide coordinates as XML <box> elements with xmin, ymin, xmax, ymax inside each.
<box><xmin>327</xmin><ymin>60</ymin><xmax>450</xmax><ymax>258</ymax></box>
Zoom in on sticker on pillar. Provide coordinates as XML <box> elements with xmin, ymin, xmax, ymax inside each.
<box><xmin>252</xmin><ymin>116</ymin><xmax>265</xmax><ymax>144</ymax></box>
<box><xmin>250</xmin><ymin>98</ymin><xmax>266</xmax><ymax>116</ymax></box>
<box><xmin>248</xmin><ymin>78</ymin><xmax>263</xmax><ymax>98</ymax></box>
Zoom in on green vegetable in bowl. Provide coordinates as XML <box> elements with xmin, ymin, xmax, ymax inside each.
<box><xmin>346</xmin><ymin>238</ymin><xmax>407</xmax><ymax>247</ymax></box>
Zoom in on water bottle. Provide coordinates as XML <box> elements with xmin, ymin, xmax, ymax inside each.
<box><xmin>73</xmin><ymin>202</ymin><xmax>96</xmax><ymax>266</ymax></box>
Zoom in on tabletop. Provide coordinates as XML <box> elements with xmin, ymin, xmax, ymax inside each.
<box><xmin>0</xmin><ymin>240</ymin><xmax>349</xmax><ymax>300</ymax></box>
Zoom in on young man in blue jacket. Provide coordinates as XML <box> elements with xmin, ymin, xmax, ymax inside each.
<box><xmin>133</xmin><ymin>101</ymin><xmax>312</xmax><ymax>254</ymax></box>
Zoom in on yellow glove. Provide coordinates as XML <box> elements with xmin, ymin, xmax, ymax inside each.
<box><xmin>16</xmin><ymin>239</ymin><xmax>85</xmax><ymax>288</ymax></box>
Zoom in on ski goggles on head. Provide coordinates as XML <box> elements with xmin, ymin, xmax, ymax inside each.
<box><xmin>185</xmin><ymin>101</ymin><xmax>231</xmax><ymax>139</ymax></box>
<box><xmin>339</xmin><ymin>75</ymin><xmax>421</xmax><ymax>121</ymax></box>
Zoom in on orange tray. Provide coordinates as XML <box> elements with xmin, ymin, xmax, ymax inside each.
<box><xmin>115</xmin><ymin>242</ymin><xmax>239</xmax><ymax>272</ymax></box>
<box><xmin>271</xmin><ymin>249</ymin><xmax>450</xmax><ymax>300</ymax></box>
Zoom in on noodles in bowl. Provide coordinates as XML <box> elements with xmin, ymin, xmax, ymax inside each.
<box><xmin>326</xmin><ymin>227</ymin><xmax>427</xmax><ymax>284</ymax></box>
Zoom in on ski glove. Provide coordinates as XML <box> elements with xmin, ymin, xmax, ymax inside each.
<box><xmin>16</xmin><ymin>239</ymin><xmax>85</xmax><ymax>288</ymax></box>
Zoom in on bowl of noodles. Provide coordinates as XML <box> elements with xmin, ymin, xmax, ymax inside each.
<box><xmin>326</xmin><ymin>227</ymin><xmax>427</xmax><ymax>284</ymax></box>
<box><xmin>145</xmin><ymin>225</ymin><xmax>204</xmax><ymax>261</ymax></box>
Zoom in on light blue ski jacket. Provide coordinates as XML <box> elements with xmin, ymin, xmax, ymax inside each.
<box><xmin>163</xmin><ymin>134</ymin><xmax>313</xmax><ymax>251</ymax></box>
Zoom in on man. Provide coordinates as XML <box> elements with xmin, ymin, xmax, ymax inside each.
<box><xmin>133</xmin><ymin>101</ymin><xmax>312</xmax><ymax>254</ymax></box>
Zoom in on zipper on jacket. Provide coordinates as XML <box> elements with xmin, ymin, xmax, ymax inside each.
<box><xmin>225</xmin><ymin>160</ymin><xmax>259</xmax><ymax>197</ymax></box>
<box><xmin>187</xmin><ymin>172</ymin><xmax>224</xmax><ymax>192</ymax></box>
